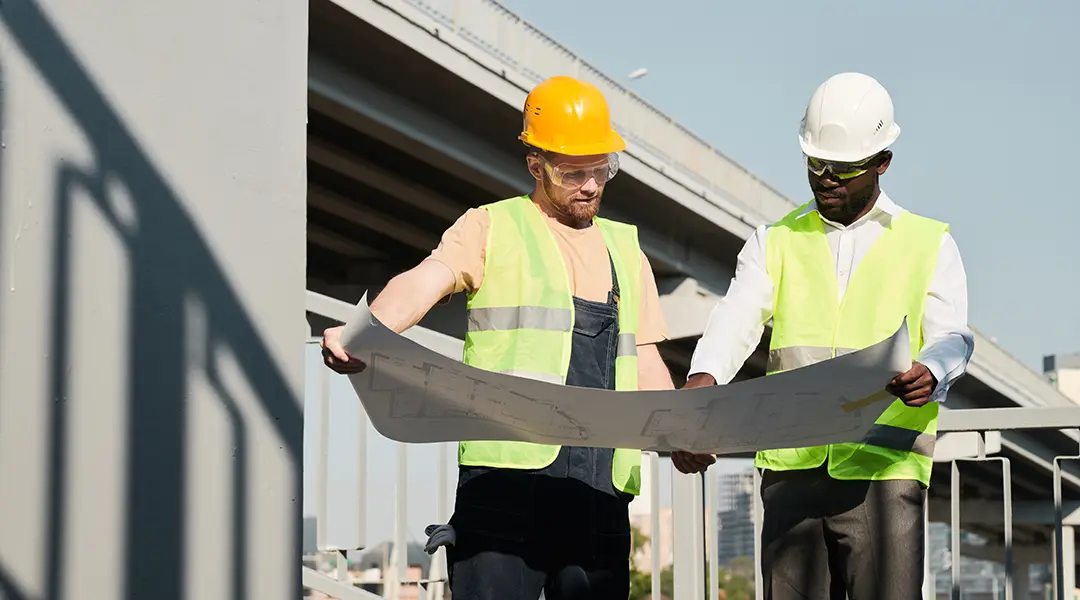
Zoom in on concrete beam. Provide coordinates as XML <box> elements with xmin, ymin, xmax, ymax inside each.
<box><xmin>998</xmin><ymin>432</ymin><xmax>1080</xmax><ymax>492</ymax></box>
<box><xmin>320</xmin><ymin>0</ymin><xmax>778</xmax><ymax>236</ymax></box>
<box><xmin>308</xmin><ymin>185</ymin><xmax>441</xmax><ymax>251</ymax></box>
<box><xmin>658</xmin><ymin>277</ymin><xmax>719</xmax><ymax>341</ymax></box>
<box><xmin>928</xmin><ymin>498</ymin><xmax>1080</xmax><ymax>526</ymax></box>
<box><xmin>309</xmin><ymin>224</ymin><xmax>389</xmax><ymax>259</ymax></box>
<box><xmin>308</xmin><ymin>55</ymin><xmax>738</xmax><ymax>293</ymax></box>
<box><xmin>958</xmin><ymin>542</ymin><xmax>1054</xmax><ymax>565</ymax></box>
<box><xmin>934</xmin><ymin>431</ymin><xmax>1003</xmax><ymax>462</ymax></box>
<box><xmin>308</xmin><ymin>138</ymin><xmax>464</xmax><ymax>222</ymax></box>
<box><xmin>309</xmin><ymin>52</ymin><xmax>529</xmax><ymax>197</ymax></box>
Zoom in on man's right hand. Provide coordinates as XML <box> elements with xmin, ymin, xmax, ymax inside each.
<box><xmin>682</xmin><ymin>373</ymin><xmax>717</xmax><ymax>389</ymax></box>
<box><xmin>671</xmin><ymin>372</ymin><xmax>720</xmax><ymax>474</ymax></box>
<box><xmin>320</xmin><ymin>325</ymin><xmax>368</xmax><ymax>374</ymax></box>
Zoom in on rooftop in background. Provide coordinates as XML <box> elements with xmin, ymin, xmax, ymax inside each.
<box><xmin>1044</xmin><ymin>353</ymin><xmax>1080</xmax><ymax>404</ymax></box>
<box><xmin>1046</xmin><ymin>353</ymin><xmax>1080</xmax><ymax>372</ymax></box>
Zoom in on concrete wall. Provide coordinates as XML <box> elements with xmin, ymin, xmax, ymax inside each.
<box><xmin>0</xmin><ymin>1</ymin><xmax>308</xmax><ymax>599</ymax></box>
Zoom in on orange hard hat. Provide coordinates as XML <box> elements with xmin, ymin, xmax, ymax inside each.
<box><xmin>518</xmin><ymin>76</ymin><xmax>626</xmax><ymax>156</ymax></box>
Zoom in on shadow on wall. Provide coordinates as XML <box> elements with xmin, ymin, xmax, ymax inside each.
<box><xmin>1</xmin><ymin>2</ymin><xmax>303</xmax><ymax>600</ymax></box>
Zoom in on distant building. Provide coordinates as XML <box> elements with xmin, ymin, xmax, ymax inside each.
<box><xmin>716</xmin><ymin>469</ymin><xmax>756</xmax><ymax>566</ymax></box>
<box><xmin>1045</xmin><ymin>353</ymin><xmax>1080</xmax><ymax>403</ymax></box>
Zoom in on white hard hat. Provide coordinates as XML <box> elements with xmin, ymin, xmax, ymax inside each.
<box><xmin>798</xmin><ymin>72</ymin><xmax>900</xmax><ymax>163</ymax></box>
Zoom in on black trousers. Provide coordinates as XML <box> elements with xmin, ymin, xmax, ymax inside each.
<box><xmin>760</xmin><ymin>464</ymin><xmax>926</xmax><ymax>600</ymax></box>
<box><xmin>446</xmin><ymin>468</ymin><xmax>631</xmax><ymax>600</ymax></box>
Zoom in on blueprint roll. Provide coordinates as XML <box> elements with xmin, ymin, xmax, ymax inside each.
<box><xmin>340</xmin><ymin>293</ymin><xmax>912</xmax><ymax>456</ymax></box>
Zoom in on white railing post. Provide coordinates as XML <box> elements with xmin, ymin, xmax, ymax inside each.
<box><xmin>706</xmin><ymin>467</ymin><xmax>718</xmax><ymax>600</ymax></box>
<box><xmin>390</xmin><ymin>443</ymin><xmax>408</xmax><ymax>599</ymax></box>
<box><xmin>1054</xmin><ymin>451</ymin><xmax>1080</xmax><ymax>600</ymax></box>
<box><xmin>427</xmin><ymin>442</ymin><xmax>450</xmax><ymax>600</ymax></box>
<box><xmin>923</xmin><ymin>496</ymin><xmax>933</xmax><ymax>600</ymax></box>
<box><xmin>672</xmin><ymin>463</ymin><xmax>705</xmax><ymax>600</ymax></box>
<box><xmin>357</xmin><ymin>383</ymin><xmax>368</xmax><ymax>549</ymax></box>
<box><xmin>649</xmin><ymin>452</ymin><xmax>662</xmax><ymax>600</ymax></box>
<box><xmin>317</xmin><ymin>364</ymin><xmax>331</xmax><ymax>551</ymax></box>
<box><xmin>753</xmin><ymin>468</ymin><xmax>764</xmax><ymax>600</ymax></box>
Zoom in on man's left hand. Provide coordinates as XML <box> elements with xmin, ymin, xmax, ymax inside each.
<box><xmin>671</xmin><ymin>451</ymin><xmax>716</xmax><ymax>474</ymax></box>
<box><xmin>887</xmin><ymin>362</ymin><xmax>938</xmax><ymax>407</ymax></box>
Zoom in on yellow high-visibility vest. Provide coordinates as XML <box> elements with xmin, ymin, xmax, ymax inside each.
<box><xmin>754</xmin><ymin>202</ymin><xmax>948</xmax><ymax>487</ymax></box>
<box><xmin>458</xmin><ymin>195</ymin><xmax>643</xmax><ymax>495</ymax></box>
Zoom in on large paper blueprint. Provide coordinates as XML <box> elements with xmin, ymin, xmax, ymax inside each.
<box><xmin>340</xmin><ymin>295</ymin><xmax>913</xmax><ymax>455</ymax></box>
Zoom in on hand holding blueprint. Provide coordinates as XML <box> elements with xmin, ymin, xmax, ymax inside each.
<box><xmin>340</xmin><ymin>295</ymin><xmax>913</xmax><ymax>455</ymax></box>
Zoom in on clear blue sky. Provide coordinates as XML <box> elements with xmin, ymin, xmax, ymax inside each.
<box><xmin>304</xmin><ymin>0</ymin><xmax>1080</xmax><ymax>547</ymax></box>
<box><xmin>499</xmin><ymin>0</ymin><xmax>1080</xmax><ymax>371</ymax></box>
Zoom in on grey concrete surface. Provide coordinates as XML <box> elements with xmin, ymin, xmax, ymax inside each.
<box><xmin>0</xmin><ymin>1</ymin><xmax>308</xmax><ymax>599</ymax></box>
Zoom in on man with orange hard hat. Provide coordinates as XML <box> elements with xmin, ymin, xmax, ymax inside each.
<box><xmin>320</xmin><ymin>76</ymin><xmax>709</xmax><ymax>599</ymax></box>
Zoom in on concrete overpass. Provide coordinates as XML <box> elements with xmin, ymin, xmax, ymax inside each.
<box><xmin>302</xmin><ymin>0</ymin><xmax>1080</xmax><ymax>598</ymax></box>
<box><xmin>4</xmin><ymin>0</ymin><xmax>1080</xmax><ymax>599</ymax></box>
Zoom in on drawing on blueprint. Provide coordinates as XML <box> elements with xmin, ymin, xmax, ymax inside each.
<box><xmin>366</xmin><ymin>353</ymin><xmax>588</xmax><ymax>441</ymax></box>
<box><xmin>341</xmin><ymin>293</ymin><xmax>912</xmax><ymax>454</ymax></box>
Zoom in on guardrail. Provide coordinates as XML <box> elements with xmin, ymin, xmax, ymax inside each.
<box><xmin>302</xmin><ymin>290</ymin><xmax>700</xmax><ymax>600</ymax></box>
<box><xmin>935</xmin><ymin>408</ymin><xmax>1080</xmax><ymax>600</ymax></box>
<box><xmin>388</xmin><ymin>0</ymin><xmax>796</xmax><ymax>225</ymax></box>
<box><xmin>303</xmin><ymin>291</ymin><xmax>1080</xmax><ymax>600</ymax></box>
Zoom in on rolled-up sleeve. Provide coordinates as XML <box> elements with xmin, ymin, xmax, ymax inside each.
<box><xmin>918</xmin><ymin>232</ymin><xmax>975</xmax><ymax>403</ymax></box>
<box><xmin>688</xmin><ymin>225</ymin><xmax>775</xmax><ymax>384</ymax></box>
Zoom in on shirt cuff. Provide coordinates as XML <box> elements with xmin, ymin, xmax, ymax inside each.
<box><xmin>686</xmin><ymin>355</ymin><xmax>730</xmax><ymax>386</ymax></box>
<box><xmin>919</xmin><ymin>356</ymin><xmax>950</xmax><ymax>403</ymax></box>
<box><xmin>917</xmin><ymin>334</ymin><xmax>974</xmax><ymax>404</ymax></box>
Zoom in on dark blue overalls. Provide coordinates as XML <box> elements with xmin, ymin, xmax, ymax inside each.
<box><xmin>446</xmin><ymin>256</ymin><xmax>633</xmax><ymax>600</ymax></box>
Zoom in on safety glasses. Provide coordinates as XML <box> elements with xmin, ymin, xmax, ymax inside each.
<box><xmin>804</xmin><ymin>154</ymin><xmax>877</xmax><ymax>180</ymax></box>
<box><xmin>541</xmin><ymin>153</ymin><xmax>620</xmax><ymax>188</ymax></box>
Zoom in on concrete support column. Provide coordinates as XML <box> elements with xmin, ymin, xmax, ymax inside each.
<box><xmin>0</xmin><ymin>1</ymin><xmax>308</xmax><ymax>599</ymax></box>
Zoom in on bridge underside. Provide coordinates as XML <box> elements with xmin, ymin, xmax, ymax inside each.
<box><xmin>303</xmin><ymin>0</ymin><xmax>1080</xmax><ymax>593</ymax></box>
<box><xmin>303</xmin><ymin>0</ymin><xmax>768</xmax><ymax>383</ymax></box>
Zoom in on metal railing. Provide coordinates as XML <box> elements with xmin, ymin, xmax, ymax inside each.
<box><xmin>303</xmin><ymin>291</ymin><xmax>1080</xmax><ymax>600</ymax></box>
<box><xmin>302</xmin><ymin>290</ymin><xmax>692</xmax><ymax>599</ymax></box>
<box><xmin>934</xmin><ymin>408</ymin><xmax>1080</xmax><ymax>600</ymax></box>
<box><xmin>378</xmin><ymin>0</ymin><xmax>797</xmax><ymax>226</ymax></box>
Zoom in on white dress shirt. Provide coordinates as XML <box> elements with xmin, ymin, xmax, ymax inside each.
<box><xmin>688</xmin><ymin>191</ymin><xmax>974</xmax><ymax>403</ymax></box>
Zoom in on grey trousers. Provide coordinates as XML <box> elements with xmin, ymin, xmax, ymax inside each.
<box><xmin>760</xmin><ymin>464</ymin><xmax>925</xmax><ymax>600</ymax></box>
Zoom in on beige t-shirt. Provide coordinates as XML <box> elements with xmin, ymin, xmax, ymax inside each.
<box><xmin>424</xmin><ymin>206</ymin><xmax>670</xmax><ymax>346</ymax></box>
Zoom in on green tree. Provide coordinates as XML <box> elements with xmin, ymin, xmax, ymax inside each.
<box><xmin>628</xmin><ymin>525</ymin><xmax>653</xmax><ymax>600</ymax></box>
<box><xmin>625</xmin><ymin>528</ymin><xmax>755</xmax><ymax>600</ymax></box>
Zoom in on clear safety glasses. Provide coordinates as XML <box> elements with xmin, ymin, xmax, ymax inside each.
<box><xmin>804</xmin><ymin>154</ymin><xmax>876</xmax><ymax>180</ymax></box>
<box><xmin>541</xmin><ymin>153</ymin><xmax>620</xmax><ymax>188</ymax></box>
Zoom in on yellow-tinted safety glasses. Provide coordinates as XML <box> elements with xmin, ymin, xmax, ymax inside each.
<box><xmin>804</xmin><ymin>154</ymin><xmax>876</xmax><ymax>180</ymax></box>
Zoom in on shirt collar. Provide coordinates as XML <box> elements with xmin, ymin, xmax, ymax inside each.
<box><xmin>797</xmin><ymin>190</ymin><xmax>903</xmax><ymax>228</ymax></box>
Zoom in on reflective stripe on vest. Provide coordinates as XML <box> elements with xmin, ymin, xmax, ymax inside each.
<box><xmin>467</xmin><ymin>306</ymin><xmax>573</xmax><ymax>332</ymax></box>
<box><xmin>457</xmin><ymin>195</ymin><xmax>644</xmax><ymax>495</ymax></box>
<box><xmin>755</xmin><ymin>203</ymin><xmax>948</xmax><ymax>487</ymax></box>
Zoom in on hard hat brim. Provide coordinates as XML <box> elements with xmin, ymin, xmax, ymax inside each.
<box><xmin>520</xmin><ymin>130</ymin><xmax>627</xmax><ymax>156</ymax></box>
<box><xmin>798</xmin><ymin>126</ymin><xmax>900</xmax><ymax>163</ymax></box>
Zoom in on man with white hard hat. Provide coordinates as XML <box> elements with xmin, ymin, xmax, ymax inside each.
<box><xmin>682</xmin><ymin>72</ymin><xmax>974</xmax><ymax>598</ymax></box>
